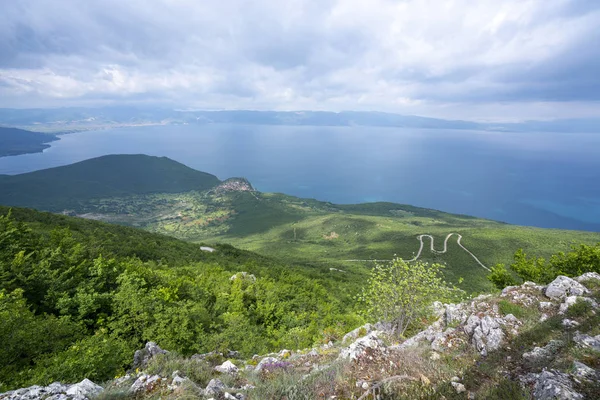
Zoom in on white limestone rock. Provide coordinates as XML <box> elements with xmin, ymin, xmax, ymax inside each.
<box><xmin>215</xmin><ymin>360</ymin><xmax>239</xmax><ymax>375</ymax></box>
<box><xmin>545</xmin><ymin>276</ymin><xmax>589</xmax><ymax>299</ymax></box>
<box><xmin>339</xmin><ymin>331</ymin><xmax>385</xmax><ymax>360</ymax></box>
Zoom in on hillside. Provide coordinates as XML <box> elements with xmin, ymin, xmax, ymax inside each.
<box><xmin>2</xmin><ymin>155</ymin><xmax>600</xmax><ymax>293</ymax></box>
<box><xmin>0</xmin><ymin>155</ymin><xmax>221</xmax><ymax>210</ymax></box>
<box><xmin>0</xmin><ymin>206</ymin><xmax>363</xmax><ymax>392</ymax></box>
<box><xmin>0</xmin><ymin>127</ymin><xmax>58</xmax><ymax>157</ymax></box>
<box><xmin>3</xmin><ymin>269</ymin><xmax>600</xmax><ymax>399</ymax></box>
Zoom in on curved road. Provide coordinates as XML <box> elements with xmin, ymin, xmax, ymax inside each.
<box><xmin>344</xmin><ymin>233</ymin><xmax>490</xmax><ymax>272</ymax></box>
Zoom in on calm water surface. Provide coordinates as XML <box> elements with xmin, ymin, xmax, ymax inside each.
<box><xmin>1</xmin><ymin>124</ymin><xmax>599</xmax><ymax>231</ymax></box>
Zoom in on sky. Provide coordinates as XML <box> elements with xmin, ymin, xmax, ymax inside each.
<box><xmin>0</xmin><ymin>0</ymin><xmax>599</xmax><ymax>121</ymax></box>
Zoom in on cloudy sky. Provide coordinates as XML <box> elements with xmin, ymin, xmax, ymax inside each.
<box><xmin>1</xmin><ymin>0</ymin><xmax>599</xmax><ymax>121</ymax></box>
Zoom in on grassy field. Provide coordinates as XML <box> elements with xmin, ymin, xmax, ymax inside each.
<box><xmin>68</xmin><ymin>186</ymin><xmax>600</xmax><ymax>293</ymax></box>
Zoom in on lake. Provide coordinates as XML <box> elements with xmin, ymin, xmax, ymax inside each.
<box><xmin>1</xmin><ymin>124</ymin><xmax>599</xmax><ymax>231</ymax></box>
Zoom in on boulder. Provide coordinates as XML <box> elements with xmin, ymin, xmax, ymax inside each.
<box><xmin>545</xmin><ymin>276</ymin><xmax>588</xmax><ymax>299</ymax></box>
<box><xmin>574</xmin><ymin>272</ymin><xmax>600</xmax><ymax>284</ymax></box>
<box><xmin>572</xmin><ymin>332</ymin><xmax>600</xmax><ymax>352</ymax></box>
<box><xmin>559</xmin><ymin>296</ymin><xmax>598</xmax><ymax>314</ymax></box>
<box><xmin>0</xmin><ymin>380</ymin><xmax>103</xmax><ymax>400</ymax></box>
<box><xmin>532</xmin><ymin>370</ymin><xmax>582</xmax><ymax>400</ymax></box>
<box><xmin>464</xmin><ymin>315</ymin><xmax>505</xmax><ymax>356</ymax></box>
<box><xmin>132</xmin><ymin>342</ymin><xmax>169</xmax><ymax>369</ymax></box>
<box><xmin>214</xmin><ymin>360</ymin><xmax>239</xmax><ymax>375</ymax></box>
<box><xmin>522</xmin><ymin>340</ymin><xmax>564</xmax><ymax>368</ymax></box>
<box><xmin>65</xmin><ymin>379</ymin><xmax>103</xmax><ymax>398</ymax></box>
<box><xmin>204</xmin><ymin>379</ymin><xmax>226</xmax><ymax>396</ymax></box>
<box><xmin>131</xmin><ymin>374</ymin><xmax>162</xmax><ymax>393</ymax></box>
<box><xmin>342</xmin><ymin>324</ymin><xmax>374</xmax><ymax>343</ymax></box>
<box><xmin>445</xmin><ymin>303</ymin><xmax>468</xmax><ymax>326</ymax></box>
<box><xmin>571</xmin><ymin>361</ymin><xmax>598</xmax><ymax>382</ymax></box>
<box><xmin>339</xmin><ymin>331</ymin><xmax>385</xmax><ymax>360</ymax></box>
<box><xmin>255</xmin><ymin>357</ymin><xmax>280</xmax><ymax>372</ymax></box>
<box><xmin>451</xmin><ymin>382</ymin><xmax>466</xmax><ymax>394</ymax></box>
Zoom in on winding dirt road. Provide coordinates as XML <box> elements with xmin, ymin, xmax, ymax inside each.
<box><xmin>406</xmin><ymin>233</ymin><xmax>490</xmax><ymax>271</ymax></box>
<box><xmin>344</xmin><ymin>233</ymin><xmax>490</xmax><ymax>272</ymax></box>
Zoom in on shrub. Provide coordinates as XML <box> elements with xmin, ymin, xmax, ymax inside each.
<box><xmin>357</xmin><ymin>259</ymin><xmax>464</xmax><ymax>337</ymax></box>
<box><xmin>488</xmin><ymin>264</ymin><xmax>518</xmax><ymax>290</ymax></box>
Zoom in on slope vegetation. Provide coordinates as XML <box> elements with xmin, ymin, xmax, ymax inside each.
<box><xmin>0</xmin><ymin>154</ymin><xmax>221</xmax><ymax>210</ymax></box>
<box><xmin>0</xmin><ymin>127</ymin><xmax>58</xmax><ymax>157</ymax></box>
<box><xmin>0</xmin><ymin>206</ymin><xmax>362</xmax><ymax>392</ymax></box>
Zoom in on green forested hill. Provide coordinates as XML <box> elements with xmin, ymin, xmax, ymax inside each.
<box><xmin>2</xmin><ymin>155</ymin><xmax>600</xmax><ymax>294</ymax></box>
<box><xmin>0</xmin><ymin>206</ymin><xmax>361</xmax><ymax>391</ymax></box>
<box><xmin>0</xmin><ymin>154</ymin><xmax>221</xmax><ymax>210</ymax></box>
<box><xmin>0</xmin><ymin>126</ymin><xmax>58</xmax><ymax>157</ymax></box>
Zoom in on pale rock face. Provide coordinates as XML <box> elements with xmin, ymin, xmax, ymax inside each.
<box><xmin>562</xmin><ymin>319</ymin><xmax>580</xmax><ymax>328</ymax></box>
<box><xmin>444</xmin><ymin>303</ymin><xmax>468</xmax><ymax>326</ymax></box>
<box><xmin>131</xmin><ymin>374</ymin><xmax>162</xmax><ymax>393</ymax></box>
<box><xmin>65</xmin><ymin>379</ymin><xmax>103</xmax><ymax>398</ymax></box>
<box><xmin>572</xmin><ymin>332</ymin><xmax>600</xmax><ymax>352</ymax></box>
<box><xmin>558</xmin><ymin>295</ymin><xmax>598</xmax><ymax>314</ymax></box>
<box><xmin>574</xmin><ymin>272</ymin><xmax>600</xmax><ymax>283</ymax></box>
<box><xmin>214</xmin><ymin>360</ymin><xmax>239</xmax><ymax>375</ymax></box>
<box><xmin>532</xmin><ymin>370</ymin><xmax>583</xmax><ymax>400</ymax></box>
<box><xmin>571</xmin><ymin>361</ymin><xmax>598</xmax><ymax>382</ymax></box>
<box><xmin>204</xmin><ymin>379</ymin><xmax>226</xmax><ymax>396</ymax></box>
<box><xmin>339</xmin><ymin>331</ymin><xmax>385</xmax><ymax>360</ymax></box>
<box><xmin>464</xmin><ymin>315</ymin><xmax>505</xmax><ymax>356</ymax></box>
<box><xmin>0</xmin><ymin>380</ymin><xmax>103</xmax><ymax>400</ymax></box>
<box><xmin>132</xmin><ymin>342</ymin><xmax>169</xmax><ymax>369</ymax></box>
<box><xmin>451</xmin><ymin>382</ymin><xmax>466</xmax><ymax>393</ymax></box>
<box><xmin>522</xmin><ymin>340</ymin><xmax>564</xmax><ymax>368</ymax></box>
<box><xmin>342</xmin><ymin>324</ymin><xmax>374</xmax><ymax>343</ymax></box>
<box><xmin>254</xmin><ymin>357</ymin><xmax>280</xmax><ymax>372</ymax></box>
<box><xmin>545</xmin><ymin>276</ymin><xmax>589</xmax><ymax>299</ymax></box>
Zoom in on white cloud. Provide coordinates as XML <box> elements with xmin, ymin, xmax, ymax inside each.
<box><xmin>0</xmin><ymin>0</ymin><xmax>599</xmax><ymax>120</ymax></box>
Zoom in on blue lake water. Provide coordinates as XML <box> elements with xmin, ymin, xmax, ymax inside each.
<box><xmin>1</xmin><ymin>124</ymin><xmax>599</xmax><ymax>231</ymax></box>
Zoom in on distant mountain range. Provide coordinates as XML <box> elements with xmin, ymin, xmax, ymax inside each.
<box><xmin>0</xmin><ymin>107</ymin><xmax>598</xmax><ymax>133</ymax></box>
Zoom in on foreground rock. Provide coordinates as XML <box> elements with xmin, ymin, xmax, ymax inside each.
<box><xmin>133</xmin><ymin>341</ymin><xmax>169</xmax><ymax>370</ymax></box>
<box><xmin>339</xmin><ymin>331</ymin><xmax>385</xmax><ymax>360</ymax></box>
<box><xmin>531</xmin><ymin>370</ymin><xmax>583</xmax><ymax>400</ymax></box>
<box><xmin>545</xmin><ymin>276</ymin><xmax>589</xmax><ymax>299</ymax></box>
<box><xmin>0</xmin><ymin>379</ymin><xmax>103</xmax><ymax>400</ymax></box>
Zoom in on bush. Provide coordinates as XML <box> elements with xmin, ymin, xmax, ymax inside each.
<box><xmin>357</xmin><ymin>259</ymin><xmax>464</xmax><ymax>337</ymax></box>
<box><xmin>488</xmin><ymin>264</ymin><xmax>518</xmax><ymax>290</ymax></box>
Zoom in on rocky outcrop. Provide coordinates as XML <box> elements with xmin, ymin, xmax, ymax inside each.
<box><xmin>464</xmin><ymin>315</ymin><xmax>506</xmax><ymax>356</ymax></box>
<box><xmin>522</xmin><ymin>340</ymin><xmax>565</xmax><ymax>368</ymax></box>
<box><xmin>339</xmin><ymin>331</ymin><xmax>385</xmax><ymax>360</ymax></box>
<box><xmin>204</xmin><ymin>378</ymin><xmax>226</xmax><ymax>396</ymax></box>
<box><xmin>0</xmin><ymin>380</ymin><xmax>103</xmax><ymax>400</ymax></box>
<box><xmin>254</xmin><ymin>357</ymin><xmax>280</xmax><ymax>372</ymax></box>
<box><xmin>572</xmin><ymin>332</ymin><xmax>600</xmax><ymax>352</ymax></box>
<box><xmin>545</xmin><ymin>276</ymin><xmax>589</xmax><ymax>299</ymax></box>
<box><xmin>215</xmin><ymin>360</ymin><xmax>239</xmax><ymax>375</ymax></box>
<box><xmin>132</xmin><ymin>342</ymin><xmax>169</xmax><ymax>370</ymax></box>
<box><xmin>531</xmin><ymin>370</ymin><xmax>583</xmax><ymax>400</ymax></box>
<box><xmin>575</xmin><ymin>272</ymin><xmax>600</xmax><ymax>283</ymax></box>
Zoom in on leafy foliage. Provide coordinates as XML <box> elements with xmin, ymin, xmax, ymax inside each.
<box><xmin>488</xmin><ymin>243</ymin><xmax>600</xmax><ymax>288</ymax></box>
<box><xmin>0</xmin><ymin>208</ymin><xmax>360</xmax><ymax>391</ymax></box>
<box><xmin>357</xmin><ymin>259</ymin><xmax>464</xmax><ymax>336</ymax></box>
